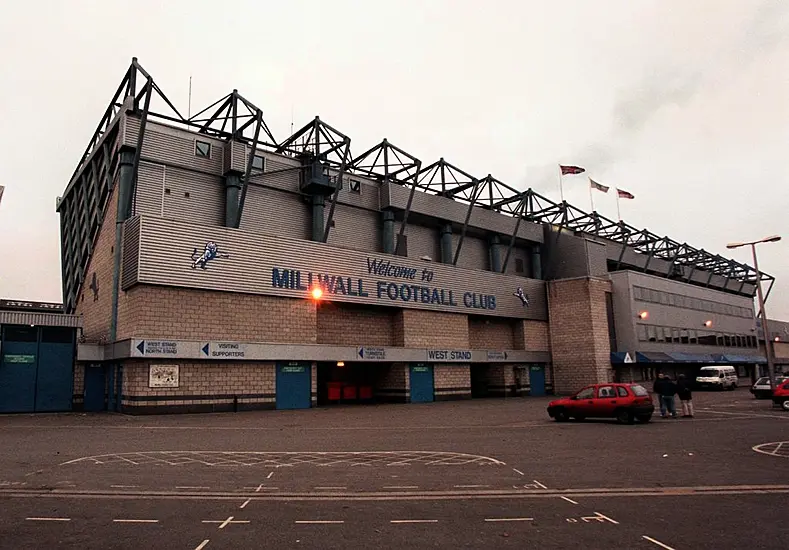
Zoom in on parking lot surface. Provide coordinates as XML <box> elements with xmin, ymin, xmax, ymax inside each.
<box><xmin>1</xmin><ymin>388</ymin><xmax>787</xmax><ymax>549</ymax></box>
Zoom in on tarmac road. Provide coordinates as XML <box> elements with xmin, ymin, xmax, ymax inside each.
<box><xmin>1</xmin><ymin>388</ymin><xmax>787</xmax><ymax>549</ymax></box>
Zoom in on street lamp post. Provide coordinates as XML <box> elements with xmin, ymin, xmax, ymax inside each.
<box><xmin>727</xmin><ymin>235</ymin><xmax>781</xmax><ymax>391</ymax></box>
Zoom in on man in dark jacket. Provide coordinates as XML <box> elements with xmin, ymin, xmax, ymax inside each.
<box><xmin>653</xmin><ymin>373</ymin><xmax>678</xmax><ymax>418</ymax></box>
<box><xmin>676</xmin><ymin>374</ymin><xmax>694</xmax><ymax>418</ymax></box>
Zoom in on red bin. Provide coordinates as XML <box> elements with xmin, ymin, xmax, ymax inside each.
<box><xmin>342</xmin><ymin>385</ymin><xmax>358</xmax><ymax>400</ymax></box>
<box><xmin>327</xmin><ymin>382</ymin><xmax>342</xmax><ymax>402</ymax></box>
<box><xmin>359</xmin><ymin>386</ymin><xmax>373</xmax><ymax>400</ymax></box>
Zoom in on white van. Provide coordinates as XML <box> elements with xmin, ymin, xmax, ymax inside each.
<box><xmin>696</xmin><ymin>366</ymin><xmax>738</xmax><ymax>390</ymax></box>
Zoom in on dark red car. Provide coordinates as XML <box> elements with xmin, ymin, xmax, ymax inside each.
<box><xmin>547</xmin><ymin>383</ymin><xmax>654</xmax><ymax>424</ymax></box>
<box><xmin>772</xmin><ymin>378</ymin><xmax>789</xmax><ymax>411</ymax></box>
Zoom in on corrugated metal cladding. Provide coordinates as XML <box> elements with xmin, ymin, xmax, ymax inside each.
<box><xmin>327</xmin><ymin>204</ymin><xmax>380</xmax><ymax>252</ymax></box>
<box><xmin>163</xmin><ymin>166</ymin><xmax>224</xmax><ymax>226</ymax></box>
<box><xmin>135</xmin><ymin>216</ymin><xmax>548</xmax><ymax>320</ymax></box>
<box><xmin>239</xmin><ymin>185</ymin><xmax>311</xmax><ymax>240</ymax></box>
<box><xmin>0</xmin><ymin>311</ymin><xmax>83</xmax><ymax>328</ymax></box>
<box><xmin>381</xmin><ymin>182</ymin><xmax>545</xmax><ymax>244</ymax></box>
<box><xmin>122</xmin><ymin>217</ymin><xmax>141</xmax><ymax>290</ymax></box>
<box><xmin>451</xmin><ymin>233</ymin><xmax>489</xmax><ymax>271</ymax></box>
<box><xmin>134</xmin><ymin>162</ymin><xmax>164</xmax><ymax>216</ymax></box>
<box><xmin>395</xmin><ymin>221</ymin><xmax>441</xmax><ymax>261</ymax></box>
<box><xmin>249</xmin><ymin>155</ymin><xmax>301</xmax><ymax>193</ymax></box>
<box><xmin>125</xmin><ymin>118</ymin><xmax>224</xmax><ymax>175</ymax></box>
<box><xmin>133</xmin><ymin>162</ymin><xmax>224</xmax><ymax>227</ymax></box>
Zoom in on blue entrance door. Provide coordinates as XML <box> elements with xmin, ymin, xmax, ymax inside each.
<box><xmin>276</xmin><ymin>363</ymin><xmax>311</xmax><ymax>410</ymax></box>
<box><xmin>84</xmin><ymin>365</ymin><xmax>106</xmax><ymax>412</ymax></box>
<box><xmin>0</xmin><ymin>326</ymin><xmax>39</xmax><ymax>413</ymax></box>
<box><xmin>410</xmin><ymin>364</ymin><xmax>434</xmax><ymax>403</ymax></box>
<box><xmin>529</xmin><ymin>365</ymin><xmax>546</xmax><ymax>396</ymax></box>
<box><xmin>35</xmin><ymin>328</ymin><xmax>75</xmax><ymax>412</ymax></box>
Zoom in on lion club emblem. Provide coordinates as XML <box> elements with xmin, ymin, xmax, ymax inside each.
<box><xmin>191</xmin><ymin>241</ymin><xmax>230</xmax><ymax>270</ymax></box>
<box><xmin>513</xmin><ymin>287</ymin><xmax>530</xmax><ymax>307</ymax></box>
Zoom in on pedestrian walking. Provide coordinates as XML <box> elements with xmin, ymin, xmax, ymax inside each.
<box><xmin>676</xmin><ymin>374</ymin><xmax>694</xmax><ymax>418</ymax></box>
<box><xmin>653</xmin><ymin>373</ymin><xmax>678</xmax><ymax>418</ymax></box>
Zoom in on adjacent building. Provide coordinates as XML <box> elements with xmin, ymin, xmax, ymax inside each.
<box><xmin>4</xmin><ymin>58</ymin><xmax>777</xmax><ymax>414</ymax></box>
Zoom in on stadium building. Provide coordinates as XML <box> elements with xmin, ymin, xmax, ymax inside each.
<box><xmin>32</xmin><ymin>58</ymin><xmax>777</xmax><ymax>414</ymax></box>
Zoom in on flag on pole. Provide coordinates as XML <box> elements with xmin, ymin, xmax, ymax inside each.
<box><xmin>560</xmin><ymin>165</ymin><xmax>585</xmax><ymax>175</ymax></box>
<box><xmin>617</xmin><ymin>188</ymin><xmax>635</xmax><ymax>199</ymax></box>
<box><xmin>0</xmin><ymin>185</ymin><xmax>4</xmax><ymax>206</ymax></box>
<box><xmin>589</xmin><ymin>178</ymin><xmax>609</xmax><ymax>193</ymax></box>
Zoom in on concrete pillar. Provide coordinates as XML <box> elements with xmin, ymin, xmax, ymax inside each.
<box><xmin>489</xmin><ymin>235</ymin><xmax>502</xmax><ymax>273</ymax></box>
<box><xmin>110</xmin><ymin>146</ymin><xmax>136</xmax><ymax>343</ymax></box>
<box><xmin>531</xmin><ymin>244</ymin><xmax>543</xmax><ymax>279</ymax></box>
<box><xmin>382</xmin><ymin>210</ymin><xmax>395</xmax><ymax>254</ymax></box>
<box><xmin>310</xmin><ymin>194</ymin><xmax>325</xmax><ymax>242</ymax></box>
<box><xmin>224</xmin><ymin>172</ymin><xmax>242</xmax><ymax>228</ymax></box>
<box><xmin>440</xmin><ymin>223</ymin><xmax>453</xmax><ymax>264</ymax></box>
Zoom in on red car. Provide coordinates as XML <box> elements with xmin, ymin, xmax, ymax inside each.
<box><xmin>772</xmin><ymin>378</ymin><xmax>789</xmax><ymax>411</ymax></box>
<box><xmin>547</xmin><ymin>383</ymin><xmax>655</xmax><ymax>424</ymax></box>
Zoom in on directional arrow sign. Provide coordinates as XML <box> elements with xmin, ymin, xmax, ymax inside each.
<box><xmin>202</xmin><ymin>343</ymin><xmax>210</xmax><ymax>357</ymax></box>
<box><xmin>137</xmin><ymin>341</ymin><xmax>145</xmax><ymax>355</ymax></box>
<box><xmin>358</xmin><ymin>347</ymin><xmax>364</xmax><ymax>359</ymax></box>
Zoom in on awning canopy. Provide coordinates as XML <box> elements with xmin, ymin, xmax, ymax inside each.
<box><xmin>618</xmin><ymin>351</ymin><xmax>768</xmax><ymax>364</ymax></box>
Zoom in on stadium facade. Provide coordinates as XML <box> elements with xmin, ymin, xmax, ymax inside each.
<box><xmin>41</xmin><ymin>58</ymin><xmax>777</xmax><ymax>414</ymax></box>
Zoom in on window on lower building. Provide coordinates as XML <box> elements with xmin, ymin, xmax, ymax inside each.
<box><xmin>348</xmin><ymin>179</ymin><xmax>361</xmax><ymax>194</ymax></box>
<box><xmin>689</xmin><ymin>330</ymin><xmax>698</xmax><ymax>344</ymax></box>
<box><xmin>515</xmin><ymin>258</ymin><xmax>525</xmax><ymax>273</ymax></box>
<box><xmin>195</xmin><ymin>140</ymin><xmax>211</xmax><ymax>158</ymax></box>
<box><xmin>647</xmin><ymin>325</ymin><xmax>657</xmax><ymax>342</ymax></box>
<box><xmin>680</xmin><ymin>329</ymin><xmax>689</xmax><ymax>344</ymax></box>
<box><xmin>637</xmin><ymin>324</ymin><xmax>648</xmax><ymax>341</ymax></box>
<box><xmin>252</xmin><ymin>154</ymin><xmax>265</xmax><ymax>171</ymax></box>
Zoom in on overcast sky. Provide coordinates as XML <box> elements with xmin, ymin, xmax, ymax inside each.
<box><xmin>0</xmin><ymin>0</ymin><xmax>787</xmax><ymax>318</ymax></box>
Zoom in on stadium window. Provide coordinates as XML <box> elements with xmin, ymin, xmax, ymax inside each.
<box><xmin>195</xmin><ymin>140</ymin><xmax>211</xmax><ymax>158</ymax></box>
<box><xmin>637</xmin><ymin>324</ymin><xmax>648</xmax><ymax>341</ymax></box>
<box><xmin>659</xmin><ymin>292</ymin><xmax>669</xmax><ymax>305</ymax></box>
<box><xmin>680</xmin><ymin>329</ymin><xmax>689</xmax><ymax>344</ymax></box>
<box><xmin>656</xmin><ymin>327</ymin><xmax>665</xmax><ymax>343</ymax></box>
<box><xmin>515</xmin><ymin>258</ymin><xmax>525</xmax><ymax>273</ymax></box>
<box><xmin>633</xmin><ymin>287</ymin><xmax>643</xmax><ymax>300</ymax></box>
<box><xmin>723</xmin><ymin>335</ymin><xmax>732</xmax><ymax>347</ymax></box>
<box><xmin>689</xmin><ymin>330</ymin><xmax>698</xmax><ymax>344</ymax></box>
<box><xmin>647</xmin><ymin>325</ymin><xmax>657</xmax><ymax>342</ymax></box>
<box><xmin>348</xmin><ymin>179</ymin><xmax>361</xmax><ymax>194</ymax></box>
<box><xmin>667</xmin><ymin>293</ymin><xmax>676</xmax><ymax>306</ymax></box>
<box><xmin>252</xmin><ymin>154</ymin><xmax>265</xmax><ymax>171</ymax></box>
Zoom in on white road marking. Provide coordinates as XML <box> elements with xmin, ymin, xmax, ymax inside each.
<box><xmin>26</xmin><ymin>517</ymin><xmax>70</xmax><ymax>522</ymax></box>
<box><xmin>560</xmin><ymin>496</ymin><xmax>579</xmax><ymax>504</ymax></box>
<box><xmin>454</xmin><ymin>484</ymin><xmax>489</xmax><ymax>488</ymax></box>
<box><xmin>390</xmin><ymin>519</ymin><xmax>439</xmax><ymax>524</ymax></box>
<box><xmin>512</xmin><ymin>468</ymin><xmax>525</xmax><ymax>476</ymax></box>
<box><xmin>642</xmin><ymin>535</ymin><xmax>676</xmax><ymax>550</ymax></box>
<box><xmin>383</xmin><ymin>486</ymin><xmax>419</xmax><ymax>489</ymax></box>
<box><xmin>176</xmin><ymin>486</ymin><xmax>210</xmax><ymax>490</ymax></box>
<box><xmin>255</xmin><ymin>484</ymin><xmax>264</xmax><ymax>493</ymax></box>
<box><xmin>202</xmin><ymin>516</ymin><xmax>250</xmax><ymax>529</ymax></box>
<box><xmin>294</xmin><ymin>520</ymin><xmax>345</xmax><ymax>524</ymax></box>
<box><xmin>24</xmin><ymin>470</ymin><xmax>44</xmax><ymax>477</ymax></box>
<box><xmin>240</xmin><ymin>499</ymin><xmax>251</xmax><ymax>509</ymax></box>
<box><xmin>698</xmin><ymin>408</ymin><xmax>788</xmax><ymax>420</ymax></box>
<box><xmin>314</xmin><ymin>486</ymin><xmax>346</xmax><ymax>490</ymax></box>
<box><xmin>194</xmin><ymin>540</ymin><xmax>210</xmax><ymax>550</ymax></box>
<box><xmin>267</xmin><ymin>471</ymin><xmax>274</xmax><ymax>479</ymax></box>
<box><xmin>484</xmin><ymin>517</ymin><xmax>534</xmax><ymax>522</ymax></box>
<box><xmin>533</xmin><ymin>480</ymin><xmax>548</xmax><ymax>489</ymax></box>
<box><xmin>113</xmin><ymin>519</ymin><xmax>159</xmax><ymax>523</ymax></box>
<box><xmin>110</xmin><ymin>485</ymin><xmax>139</xmax><ymax>489</ymax></box>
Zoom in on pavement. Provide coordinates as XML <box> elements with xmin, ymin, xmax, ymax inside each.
<box><xmin>1</xmin><ymin>387</ymin><xmax>787</xmax><ymax>549</ymax></box>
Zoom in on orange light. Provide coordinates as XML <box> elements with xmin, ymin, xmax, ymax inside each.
<box><xmin>775</xmin><ymin>336</ymin><xmax>781</xmax><ymax>342</ymax></box>
<box><xmin>704</xmin><ymin>320</ymin><xmax>713</xmax><ymax>328</ymax></box>
<box><xmin>310</xmin><ymin>287</ymin><xmax>324</xmax><ymax>300</ymax></box>
<box><xmin>638</xmin><ymin>311</ymin><xmax>649</xmax><ymax>320</ymax></box>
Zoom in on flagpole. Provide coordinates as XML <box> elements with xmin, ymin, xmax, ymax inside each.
<box><xmin>588</xmin><ymin>179</ymin><xmax>595</xmax><ymax>212</ymax></box>
<box><xmin>616</xmin><ymin>192</ymin><xmax>622</xmax><ymax>221</ymax></box>
<box><xmin>558</xmin><ymin>166</ymin><xmax>564</xmax><ymax>202</ymax></box>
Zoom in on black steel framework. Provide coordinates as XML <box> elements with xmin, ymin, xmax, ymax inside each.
<box><xmin>58</xmin><ymin>57</ymin><xmax>774</xmax><ymax>314</ymax></box>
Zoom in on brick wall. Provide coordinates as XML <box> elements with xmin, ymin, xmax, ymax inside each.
<box><xmin>434</xmin><ymin>364</ymin><xmax>471</xmax><ymax>400</ymax></box>
<box><xmin>117</xmin><ymin>286</ymin><xmax>317</xmax><ymax>343</ymax></box>
<box><xmin>394</xmin><ymin>310</ymin><xmax>469</xmax><ymax>348</ymax></box>
<box><xmin>548</xmin><ymin>277</ymin><xmax>613</xmax><ymax>394</ymax></box>
<box><xmin>120</xmin><ymin>360</ymin><xmax>276</xmax><ymax>413</ymax></box>
<box><xmin>468</xmin><ymin>317</ymin><xmax>515</xmax><ymax>349</ymax></box>
<box><xmin>514</xmin><ymin>320</ymin><xmax>551</xmax><ymax>352</ymax></box>
<box><xmin>74</xmin><ymin>186</ymin><xmax>119</xmax><ymax>343</ymax></box>
<box><xmin>316</xmin><ymin>303</ymin><xmax>394</xmax><ymax>346</ymax></box>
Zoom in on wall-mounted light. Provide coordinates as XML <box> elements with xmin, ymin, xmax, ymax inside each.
<box><xmin>310</xmin><ymin>287</ymin><xmax>324</xmax><ymax>301</ymax></box>
<box><xmin>337</xmin><ymin>361</ymin><xmax>345</xmax><ymax>367</ymax></box>
<box><xmin>703</xmin><ymin>320</ymin><xmax>713</xmax><ymax>328</ymax></box>
<box><xmin>638</xmin><ymin>311</ymin><xmax>649</xmax><ymax>320</ymax></box>
<box><xmin>775</xmin><ymin>337</ymin><xmax>781</xmax><ymax>343</ymax></box>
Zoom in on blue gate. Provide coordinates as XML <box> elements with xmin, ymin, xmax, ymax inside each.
<box><xmin>35</xmin><ymin>328</ymin><xmax>75</xmax><ymax>412</ymax></box>
<box><xmin>84</xmin><ymin>365</ymin><xmax>106</xmax><ymax>412</ymax></box>
<box><xmin>409</xmin><ymin>364</ymin><xmax>434</xmax><ymax>403</ymax></box>
<box><xmin>529</xmin><ymin>365</ymin><xmax>546</xmax><ymax>396</ymax></box>
<box><xmin>276</xmin><ymin>363</ymin><xmax>311</xmax><ymax>410</ymax></box>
